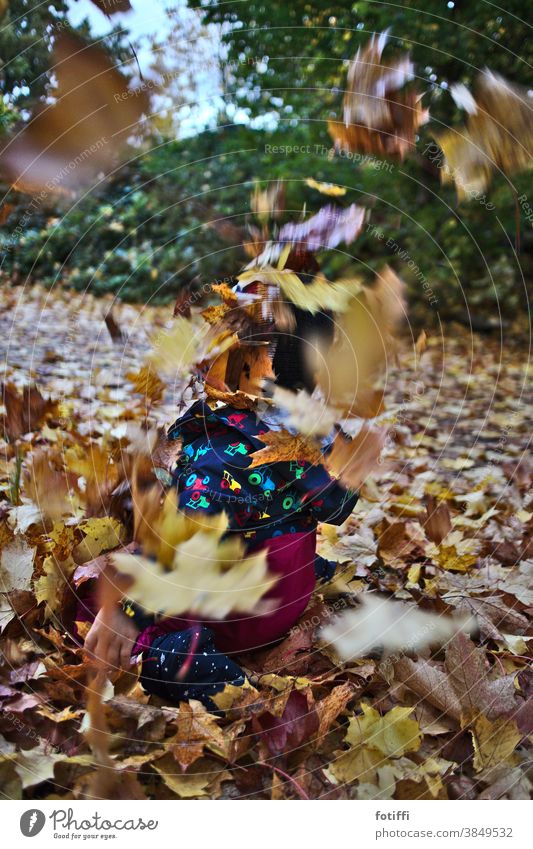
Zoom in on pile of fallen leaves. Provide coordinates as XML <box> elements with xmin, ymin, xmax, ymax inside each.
<box><xmin>0</xmin><ymin>284</ymin><xmax>531</xmax><ymax>800</ymax></box>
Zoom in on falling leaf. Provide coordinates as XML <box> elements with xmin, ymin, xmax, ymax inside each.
<box><xmin>278</xmin><ymin>203</ymin><xmax>366</xmax><ymax>253</ymax></box>
<box><xmin>436</xmin><ymin>71</ymin><xmax>533</xmax><ymax>198</ymax></box>
<box><xmin>248</xmin><ymin>429</ymin><xmax>322</xmax><ymax>468</ymax></box>
<box><xmin>238</xmin><ymin>266</ymin><xmax>361</xmax><ymax>314</ymax></box>
<box><xmin>422</xmin><ymin>495</ymin><xmax>452</xmax><ymax>544</ymax></box>
<box><xmin>267</xmin><ymin>385</ymin><xmax>336</xmax><ymax>437</ymax></box>
<box><xmin>326</xmin><ymin>427</ymin><xmax>386</xmax><ymax>489</ymax></box>
<box><xmin>0</xmin><ymin>33</ymin><xmax>149</xmax><ymax>194</ymax></box>
<box><xmin>315</xmin><ymin>267</ymin><xmax>406</xmax><ymax>415</ymax></box>
<box><xmin>24</xmin><ymin>450</ymin><xmax>77</xmax><ymax>521</ymax></box>
<box><xmin>306</xmin><ymin>178</ymin><xmax>347</xmax><ymax>196</ymax></box>
<box><xmin>321</xmin><ymin>593</ymin><xmax>476</xmax><ymax>660</ymax></box>
<box><xmin>328</xmin><ymin>31</ymin><xmax>429</xmax><ymax>160</ymax></box>
<box><xmin>2</xmin><ymin>383</ymin><xmax>57</xmax><ymax>441</ymax></box>
<box><xmin>112</xmin><ymin>496</ymin><xmax>273</xmax><ymax>619</ymax></box>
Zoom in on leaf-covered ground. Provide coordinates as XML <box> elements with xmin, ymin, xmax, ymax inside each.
<box><xmin>0</xmin><ymin>285</ymin><xmax>531</xmax><ymax>800</ymax></box>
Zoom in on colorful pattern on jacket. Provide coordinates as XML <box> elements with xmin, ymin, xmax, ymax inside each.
<box><xmin>167</xmin><ymin>400</ymin><xmax>359</xmax><ymax>544</ymax></box>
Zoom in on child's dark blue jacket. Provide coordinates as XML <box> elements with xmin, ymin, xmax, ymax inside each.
<box><xmin>167</xmin><ymin>399</ymin><xmax>359</xmax><ymax>545</ymax></box>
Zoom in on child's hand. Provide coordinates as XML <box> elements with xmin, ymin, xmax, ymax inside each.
<box><xmin>84</xmin><ymin>606</ymin><xmax>140</xmax><ymax>672</ymax></box>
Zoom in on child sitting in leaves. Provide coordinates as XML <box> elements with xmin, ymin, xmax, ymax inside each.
<box><xmin>84</xmin><ymin>277</ymin><xmax>359</xmax><ymax>711</ymax></box>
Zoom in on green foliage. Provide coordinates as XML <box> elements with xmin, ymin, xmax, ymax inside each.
<box><xmin>0</xmin><ymin>0</ymin><xmax>531</xmax><ymax>317</ymax></box>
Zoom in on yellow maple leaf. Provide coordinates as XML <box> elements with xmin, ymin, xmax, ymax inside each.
<box><xmin>34</xmin><ymin>555</ymin><xmax>76</xmax><ymax>619</ymax></box>
<box><xmin>248</xmin><ymin>429</ymin><xmax>322</xmax><ymax>468</ymax></box>
<box><xmin>346</xmin><ymin>704</ymin><xmax>422</xmax><ymax>758</ymax></box>
<box><xmin>72</xmin><ymin>517</ymin><xmax>126</xmax><ymax>564</ymax></box>
<box><xmin>126</xmin><ymin>365</ymin><xmax>165</xmax><ymax>403</ymax></box>
<box><xmin>470</xmin><ymin>714</ymin><xmax>522</xmax><ymax>773</ymax></box>
<box><xmin>112</xmin><ymin>496</ymin><xmax>274</xmax><ymax>619</ymax></box>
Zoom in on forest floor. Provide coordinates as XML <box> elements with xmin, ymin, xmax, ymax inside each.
<box><xmin>0</xmin><ymin>285</ymin><xmax>531</xmax><ymax>800</ymax></box>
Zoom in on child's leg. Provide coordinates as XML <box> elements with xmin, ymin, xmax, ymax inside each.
<box><xmin>314</xmin><ymin>554</ymin><xmax>339</xmax><ymax>583</ymax></box>
<box><xmin>140</xmin><ymin>626</ymin><xmax>246</xmax><ymax>710</ymax></box>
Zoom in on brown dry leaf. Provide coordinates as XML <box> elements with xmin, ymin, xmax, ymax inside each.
<box><xmin>2</xmin><ymin>383</ymin><xmax>57</xmax><ymax>441</ymax></box>
<box><xmin>326</xmin><ymin>427</ymin><xmax>386</xmax><ymax>490</ymax></box>
<box><xmin>248</xmin><ymin>429</ymin><xmax>322</xmax><ymax>468</ymax></box>
<box><xmin>153</xmin><ymin>755</ymin><xmax>230</xmax><ymax>798</ymax></box>
<box><xmin>103</xmin><ymin>309</ymin><xmax>124</xmax><ymax>344</ymax></box>
<box><xmin>445</xmin><ymin>632</ymin><xmax>521</xmax><ymax>722</ymax></box>
<box><xmin>316</xmin><ymin>682</ymin><xmax>355</xmax><ymax>740</ymax></box>
<box><xmin>328</xmin><ymin>31</ymin><xmax>429</xmax><ymax>160</ymax></box>
<box><xmin>203</xmin><ymin>385</ymin><xmax>259</xmax><ymax>410</ymax></box>
<box><xmin>393</xmin><ymin>656</ymin><xmax>462</xmax><ymax>722</ymax></box>
<box><xmin>0</xmin><ymin>33</ymin><xmax>149</xmax><ymax>194</ymax></box>
<box><xmin>239</xmin><ymin>344</ymin><xmax>275</xmax><ymax>395</ymax></box>
<box><xmin>422</xmin><ymin>495</ymin><xmax>452</xmax><ymax>545</ymax></box>
<box><xmin>126</xmin><ymin>365</ymin><xmax>165</xmax><ymax>404</ymax></box>
<box><xmin>436</xmin><ymin>71</ymin><xmax>533</xmax><ymax>198</ymax></box>
<box><xmin>166</xmin><ymin>701</ymin><xmax>229</xmax><ymax>771</ymax></box>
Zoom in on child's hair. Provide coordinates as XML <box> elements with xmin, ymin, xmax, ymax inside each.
<box><xmin>272</xmin><ymin>306</ymin><xmax>334</xmax><ymax>393</ymax></box>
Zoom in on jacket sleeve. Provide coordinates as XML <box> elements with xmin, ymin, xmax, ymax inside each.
<box><xmin>291</xmin><ymin>458</ymin><xmax>359</xmax><ymax>525</ymax></box>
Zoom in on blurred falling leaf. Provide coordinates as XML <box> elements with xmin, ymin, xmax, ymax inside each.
<box><xmin>305</xmin><ymin>178</ymin><xmax>346</xmax><ymax>196</ymax></box>
<box><xmin>24</xmin><ymin>450</ymin><xmax>77</xmax><ymax>521</ymax></box>
<box><xmin>126</xmin><ymin>365</ymin><xmax>166</xmax><ymax>404</ymax></box>
<box><xmin>436</xmin><ymin>71</ymin><xmax>533</xmax><ymax>198</ymax></box>
<box><xmin>89</xmin><ymin>0</ymin><xmax>132</xmax><ymax>13</ymax></box>
<box><xmin>422</xmin><ymin>495</ymin><xmax>452</xmax><ymax>545</ymax></box>
<box><xmin>321</xmin><ymin>593</ymin><xmax>476</xmax><ymax>660</ymax></box>
<box><xmin>149</xmin><ymin>316</ymin><xmax>235</xmax><ymax>380</ymax></box>
<box><xmin>237</xmin><ymin>266</ymin><xmax>360</xmax><ymax>313</ymax></box>
<box><xmin>267</xmin><ymin>385</ymin><xmax>336</xmax><ymax>438</ymax></box>
<box><xmin>2</xmin><ymin>383</ymin><xmax>57</xmax><ymax>441</ymax></box>
<box><xmin>326</xmin><ymin>426</ymin><xmax>386</xmax><ymax>490</ymax></box>
<box><xmin>278</xmin><ymin>203</ymin><xmax>366</xmax><ymax>254</ymax></box>
<box><xmin>0</xmin><ymin>33</ymin><xmax>149</xmax><ymax>194</ymax></box>
<box><xmin>103</xmin><ymin>309</ymin><xmax>124</xmax><ymax>344</ymax></box>
<box><xmin>328</xmin><ymin>31</ymin><xmax>429</xmax><ymax>160</ymax></box>
<box><xmin>112</xmin><ymin>494</ymin><xmax>274</xmax><ymax>619</ymax></box>
<box><xmin>314</xmin><ymin>266</ymin><xmax>406</xmax><ymax>415</ymax></box>
<box><xmin>251</xmin><ymin>181</ymin><xmax>285</xmax><ymax>223</ymax></box>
